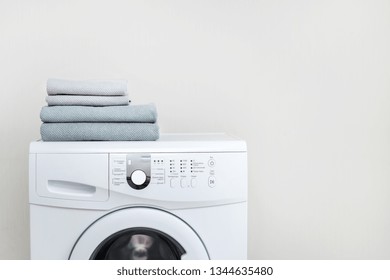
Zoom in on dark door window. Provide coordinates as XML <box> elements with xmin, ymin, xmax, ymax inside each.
<box><xmin>90</xmin><ymin>228</ymin><xmax>186</xmax><ymax>260</ymax></box>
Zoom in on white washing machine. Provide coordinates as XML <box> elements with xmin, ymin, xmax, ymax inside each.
<box><xmin>29</xmin><ymin>133</ymin><xmax>247</xmax><ymax>260</ymax></box>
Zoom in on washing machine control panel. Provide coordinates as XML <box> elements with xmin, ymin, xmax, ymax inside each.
<box><xmin>151</xmin><ymin>155</ymin><xmax>216</xmax><ymax>189</ymax></box>
<box><xmin>110</xmin><ymin>153</ymin><xmax>217</xmax><ymax>191</ymax></box>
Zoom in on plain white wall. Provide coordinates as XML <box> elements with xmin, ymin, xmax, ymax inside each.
<box><xmin>1</xmin><ymin>0</ymin><xmax>390</xmax><ymax>259</ymax></box>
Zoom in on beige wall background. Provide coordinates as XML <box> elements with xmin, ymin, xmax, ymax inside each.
<box><xmin>1</xmin><ymin>0</ymin><xmax>390</xmax><ymax>259</ymax></box>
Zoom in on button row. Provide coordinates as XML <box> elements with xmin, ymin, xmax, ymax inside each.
<box><xmin>169</xmin><ymin>177</ymin><xmax>215</xmax><ymax>188</ymax></box>
<box><xmin>170</xmin><ymin>178</ymin><xmax>197</xmax><ymax>188</ymax></box>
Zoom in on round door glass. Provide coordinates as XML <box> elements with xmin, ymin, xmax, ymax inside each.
<box><xmin>90</xmin><ymin>228</ymin><xmax>186</xmax><ymax>260</ymax></box>
<box><xmin>69</xmin><ymin>207</ymin><xmax>209</xmax><ymax>260</ymax></box>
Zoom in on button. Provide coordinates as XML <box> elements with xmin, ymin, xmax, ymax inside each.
<box><xmin>131</xmin><ymin>170</ymin><xmax>147</xmax><ymax>185</ymax></box>
<box><xmin>191</xmin><ymin>178</ymin><xmax>197</xmax><ymax>188</ymax></box>
<box><xmin>170</xmin><ymin>178</ymin><xmax>179</xmax><ymax>188</ymax></box>
<box><xmin>180</xmin><ymin>178</ymin><xmax>188</xmax><ymax>188</ymax></box>
<box><xmin>208</xmin><ymin>159</ymin><xmax>216</xmax><ymax>167</ymax></box>
<box><xmin>208</xmin><ymin>176</ymin><xmax>216</xmax><ymax>187</ymax></box>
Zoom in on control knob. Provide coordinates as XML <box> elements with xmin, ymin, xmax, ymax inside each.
<box><xmin>127</xmin><ymin>169</ymin><xmax>150</xmax><ymax>190</ymax></box>
<box><xmin>131</xmin><ymin>170</ymin><xmax>147</xmax><ymax>185</ymax></box>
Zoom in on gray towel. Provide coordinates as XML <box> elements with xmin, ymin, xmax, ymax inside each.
<box><xmin>47</xmin><ymin>78</ymin><xmax>128</xmax><ymax>96</ymax></box>
<box><xmin>46</xmin><ymin>95</ymin><xmax>129</xmax><ymax>106</ymax></box>
<box><xmin>40</xmin><ymin>104</ymin><xmax>157</xmax><ymax>123</ymax></box>
<box><xmin>40</xmin><ymin>123</ymin><xmax>159</xmax><ymax>141</ymax></box>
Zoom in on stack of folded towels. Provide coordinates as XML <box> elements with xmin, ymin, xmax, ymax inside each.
<box><xmin>40</xmin><ymin>78</ymin><xmax>159</xmax><ymax>141</ymax></box>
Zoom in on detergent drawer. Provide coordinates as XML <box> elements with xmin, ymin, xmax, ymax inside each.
<box><xmin>35</xmin><ymin>153</ymin><xmax>109</xmax><ymax>201</ymax></box>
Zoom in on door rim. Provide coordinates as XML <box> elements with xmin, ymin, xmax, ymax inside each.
<box><xmin>69</xmin><ymin>206</ymin><xmax>210</xmax><ymax>260</ymax></box>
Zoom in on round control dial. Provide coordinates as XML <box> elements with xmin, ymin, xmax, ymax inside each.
<box><xmin>126</xmin><ymin>154</ymin><xmax>151</xmax><ymax>190</ymax></box>
<box><xmin>131</xmin><ymin>170</ymin><xmax>147</xmax><ymax>186</ymax></box>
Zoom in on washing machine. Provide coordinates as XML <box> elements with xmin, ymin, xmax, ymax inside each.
<box><xmin>29</xmin><ymin>133</ymin><xmax>247</xmax><ymax>260</ymax></box>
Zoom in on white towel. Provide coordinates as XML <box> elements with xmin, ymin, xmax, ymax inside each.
<box><xmin>47</xmin><ymin>78</ymin><xmax>128</xmax><ymax>96</ymax></box>
<box><xmin>46</xmin><ymin>95</ymin><xmax>129</xmax><ymax>106</ymax></box>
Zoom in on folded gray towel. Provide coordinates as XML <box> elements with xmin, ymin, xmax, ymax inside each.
<box><xmin>40</xmin><ymin>104</ymin><xmax>157</xmax><ymax>123</ymax></box>
<box><xmin>47</xmin><ymin>78</ymin><xmax>128</xmax><ymax>96</ymax></box>
<box><xmin>40</xmin><ymin>123</ymin><xmax>159</xmax><ymax>141</ymax></box>
<box><xmin>46</xmin><ymin>95</ymin><xmax>129</xmax><ymax>106</ymax></box>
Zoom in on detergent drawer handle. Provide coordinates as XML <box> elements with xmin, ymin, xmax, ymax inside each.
<box><xmin>47</xmin><ymin>180</ymin><xmax>96</xmax><ymax>197</ymax></box>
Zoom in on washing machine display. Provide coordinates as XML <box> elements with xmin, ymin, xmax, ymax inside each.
<box><xmin>111</xmin><ymin>153</ymin><xmax>218</xmax><ymax>190</ymax></box>
<box><xmin>29</xmin><ymin>134</ymin><xmax>248</xmax><ymax>260</ymax></box>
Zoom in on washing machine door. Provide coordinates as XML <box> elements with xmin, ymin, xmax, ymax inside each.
<box><xmin>69</xmin><ymin>207</ymin><xmax>209</xmax><ymax>260</ymax></box>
